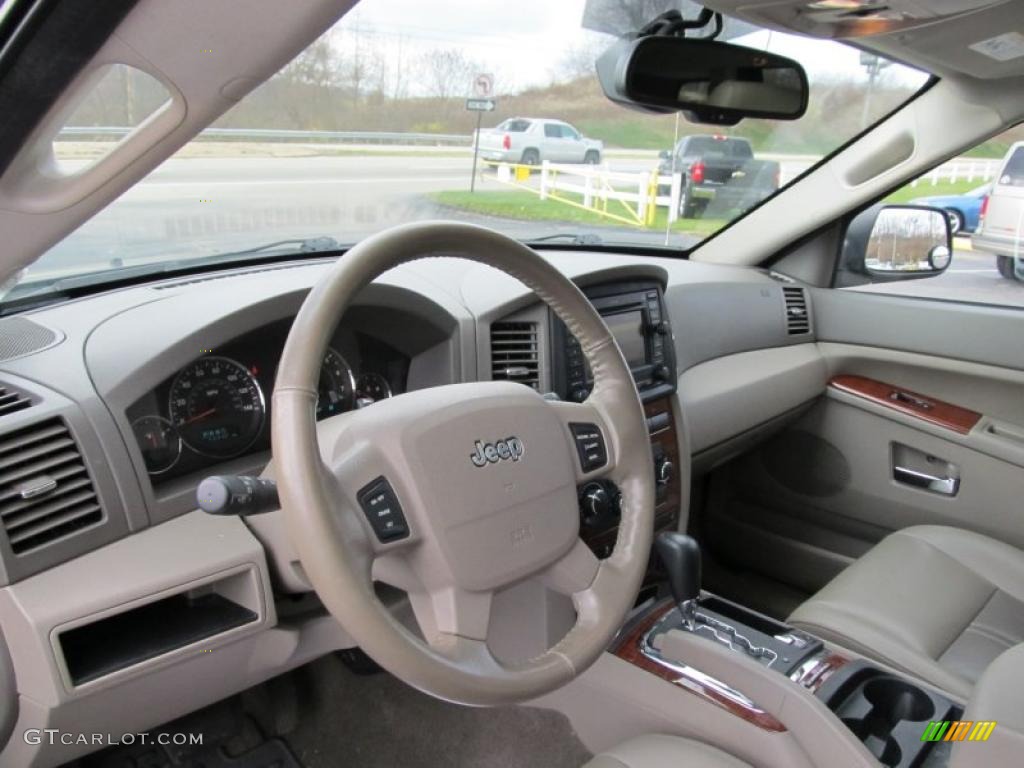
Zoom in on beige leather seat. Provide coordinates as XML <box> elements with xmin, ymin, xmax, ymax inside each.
<box><xmin>789</xmin><ymin>525</ymin><xmax>1024</xmax><ymax>700</ymax></box>
<box><xmin>950</xmin><ymin>642</ymin><xmax>1024</xmax><ymax>767</ymax></box>
<box><xmin>584</xmin><ymin>734</ymin><xmax>751</xmax><ymax>768</ymax></box>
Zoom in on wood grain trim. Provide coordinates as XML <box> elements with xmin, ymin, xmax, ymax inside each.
<box><xmin>790</xmin><ymin>651</ymin><xmax>852</xmax><ymax>693</ymax></box>
<box><xmin>612</xmin><ymin>600</ymin><xmax>788</xmax><ymax>733</ymax></box>
<box><xmin>807</xmin><ymin>653</ymin><xmax>851</xmax><ymax>694</ymax></box>
<box><xmin>829</xmin><ymin>375</ymin><xmax>981</xmax><ymax>435</ymax></box>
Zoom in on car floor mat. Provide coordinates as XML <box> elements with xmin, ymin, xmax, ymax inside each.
<box><xmin>75</xmin><ymin>697</ymin><xmax>301</xmax><ymax>768</ymax></box>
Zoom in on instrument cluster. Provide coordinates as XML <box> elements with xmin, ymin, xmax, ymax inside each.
<box><xmin>126</xmin><ymin>318</ymin><xmax>406</xmax><ymax>483</ymax></box>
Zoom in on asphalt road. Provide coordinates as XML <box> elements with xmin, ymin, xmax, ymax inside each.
<box><xmin>30</xmin><ymin>154</ymin><xmax>1024</xmax><ymax>308</ymax></box>
<box><xmin>36</xmin><ymin>153</ymin><xmax>789</xmax><ymax>271</ymax></box>
<box><xmin>851</xmin><ymin>237</ymin><xmax>1024</xmax><ymax>308</ymax></box>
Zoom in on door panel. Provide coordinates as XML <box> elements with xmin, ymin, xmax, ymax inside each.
<box><xmin>703</xmin><ymin>291</ymin><xmax>1024</xmax><ymax>602</ymax></box>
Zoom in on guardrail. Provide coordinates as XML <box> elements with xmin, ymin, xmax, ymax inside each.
<box><xmin>57</xmin><ymin>126</ymin><xmax>473</xmax><ymax>146</ymax></box>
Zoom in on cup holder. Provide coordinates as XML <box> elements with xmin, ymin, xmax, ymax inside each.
<box><xmin>831</xmin><ymin>671</ymin><xmax>942</xmax><ymax>768</ymax></box>
<box><xmin>820</xmin><ymin>666</ymin><xmax>952</xmax><ymax>768</ymax></box>
<box><xmin>841</xmin><ymin>720</ymin><xmax>902</xmax><ymax>767</ymax></box>
<box><xmin>863</xmin><ymin>677</ymin><xmax>935</xmax><ymax>723</ymax></box>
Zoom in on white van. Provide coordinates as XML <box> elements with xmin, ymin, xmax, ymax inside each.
<box><xmin>972</xmin><ymin>141</ymin><xmax>1024</xmax><ymax>280</ymax></box>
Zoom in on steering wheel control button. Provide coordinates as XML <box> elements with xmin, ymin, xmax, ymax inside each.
<box><xmin>569</xmin><ymin>422</ymin><xmax>607</xmax><ymax>472</ymax></box>
<box><xmin>357</xmin><ymin>477</ymin><xmax>409</xmax><ymax>542</ymax></box>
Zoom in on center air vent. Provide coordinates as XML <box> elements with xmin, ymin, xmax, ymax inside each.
<box><xmin>783</xmin><ymin>287</ymin><xmax>811</xmax><ymax>335</ymax></box>
<box><xmin>490</xmin><ymin>321</ymin><xmax>540</xmax><ymax>390</ymax></box>
<box><xmin>0</xmin><ymin>418</ymin><xmax>103</xmax><ymax>555</ymax></box>
<box><xmin>0</xmin><ymin>383</ymin><xmax>32</xmax><ymax>417</ymax></box>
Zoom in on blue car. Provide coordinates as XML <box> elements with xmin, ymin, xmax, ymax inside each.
<box><xmin>911</xmin><ymin>183</ymin><xmax>989</xmax><ymax>235</ymax></box>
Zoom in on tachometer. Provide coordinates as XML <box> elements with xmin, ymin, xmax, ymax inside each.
<box><xmin>131</xmin><ymin>415</ymin><xmax>181</xmax><ymax>475</ymax></box>
<box><xmin>355</xmin><ymin>372</ymin><xmax>392</xmax><ymax>404</ymax></box>
<box><xmin>168</xmin><ymin>356</ymin><xmax>265</xmax><ymax>459</ymax></box>
<box><xmin>317</xmin><ymin>347</ymin><xmax>356</xmax><ymax>419</ymax></box>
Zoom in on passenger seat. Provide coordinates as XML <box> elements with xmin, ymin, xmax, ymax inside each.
<box><xmin>788</xmin><ymin>525</ymin><xmax>1024</xmax><ymax>700</ymax></box>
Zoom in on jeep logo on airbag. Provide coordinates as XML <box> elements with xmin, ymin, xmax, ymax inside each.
<box><xmin>470</xmin><ymin>437</ymin><xmax>524</xmax><ymax>467</ymax></box>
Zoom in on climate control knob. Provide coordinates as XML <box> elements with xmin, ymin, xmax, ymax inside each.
<box><xmin>570</xmin><ymin>387</ymin><xmax>590</xmax><ymax>403</ymax></box>
<box><xmin>653</xmin><ymin>364</ymin><xmax>673</xmax><ymax>382</ymax></box>
<box><xmin>656</xmin><ymin>456</ymin><xmax>675</xmax><ymax>487</ymax></box>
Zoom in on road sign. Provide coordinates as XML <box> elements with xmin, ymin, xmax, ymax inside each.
<box><xmin>466</xmin><ymin>98</ymin><xmax>496</xmax><ymax>112</ymax></box>
<box><xmin>473</xmin><ymin>73</ymin><xmax>494</xmax><ymax>98</ymax></box>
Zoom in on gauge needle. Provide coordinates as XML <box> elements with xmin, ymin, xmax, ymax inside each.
<box><xmin>182</xmin><ymin>407</ymin><xmax>217</xmax><ymax>426</ymax></box>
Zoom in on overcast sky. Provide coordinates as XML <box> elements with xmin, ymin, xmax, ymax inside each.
<box><xmin>334</xmin><ymin>0</ymin><xmax>926</xmax><ymax>94</ymax></box>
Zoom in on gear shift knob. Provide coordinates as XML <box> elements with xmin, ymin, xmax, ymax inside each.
<box><xmin>655</xmin><ymin>532</ymin><xmax>701</xmax><ymax>627</ymax></box>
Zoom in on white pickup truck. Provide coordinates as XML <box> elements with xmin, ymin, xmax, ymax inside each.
<box><xmin>476</xmin><ymin>117</ymin><xmax>603</xmax><ymax>166</ymax></box>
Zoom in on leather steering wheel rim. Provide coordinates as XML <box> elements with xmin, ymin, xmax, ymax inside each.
<box><xmin>272</xmin><ymin>221</ymin><xmax>655</xmax><ymax>705</ymax></box>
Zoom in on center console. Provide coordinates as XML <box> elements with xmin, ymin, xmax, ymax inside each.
<box><xmin>556</xmin><ymin>282</ymin><xmax>681</xmax><ymax>567</ymax></box>
<box><xmin>615</xmin><ymin>534</ymin><xmax>963</xmax><ymax>768</ymax></box>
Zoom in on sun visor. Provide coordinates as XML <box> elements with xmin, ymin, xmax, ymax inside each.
<box><xmin>708</xmin><ymin>0</ymin><xmax>1010</xmax><ymax>40</ymax></box>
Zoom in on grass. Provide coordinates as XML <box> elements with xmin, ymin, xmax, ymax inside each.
<box><xmin>429</xmin><ymin>189</ymin><xmax>728</xmax><ymax>237</ymax></box>
<box><xmin>885</xmin><ymin>179</ymin><xmax>982</xmax><ymax>204</ymax></box>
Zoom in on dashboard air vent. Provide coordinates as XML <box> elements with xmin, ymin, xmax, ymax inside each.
<box><xmin>782</xmin><ymin>287</ymin><xmax>811</xmax><ymax>335</ymax></box>
<box><xmin>0</xmin><ymin>383</ymin><xmax>31</xmax><ymax>417</ymax></box>
<box><xmin>0</xmin><ymin>418</ymin><xmax>103</xmax><ymax>554</ymax></box>
<box><xmin>490</xmin><ymin>321</ymin><xmax>540</xmax><ymax>389</ymax></box>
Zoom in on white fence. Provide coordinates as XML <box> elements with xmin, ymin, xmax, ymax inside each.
<box><xmin>909</xmin><ymin>158</ymin><xmax>1001</xmax><ymax>187</ymax></box>
<box><xmin>496</xmin><ymin>161</ymin><xmax>684</xmax><ymax>226</ymax></box>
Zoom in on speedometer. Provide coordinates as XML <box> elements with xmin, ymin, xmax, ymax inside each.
<box><xmin>168</xmin><ymin>356</ymin><xmax>265</xmax><ymax>459</ymax></box>
<box><xmin>317</xmin><ymin>347</ymin><xmax>356</xmax><ymax>419</ymax></box>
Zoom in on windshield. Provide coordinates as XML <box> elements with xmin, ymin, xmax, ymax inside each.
<box><xmin>10</xmin><ymin>0</ymin><xmax>928</xmax><ymax>302</ymax></box>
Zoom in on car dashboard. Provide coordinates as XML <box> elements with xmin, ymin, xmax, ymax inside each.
<box><xmin>0</xmin><ymin>249</ymin><xmax>826</xmax><ymax>767</ymax></box>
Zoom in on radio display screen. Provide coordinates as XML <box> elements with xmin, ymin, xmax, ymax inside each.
<box><xmin>604</xmin><ymin>310</ymin><xmax>646</xmax><ymax>368</ymax></box>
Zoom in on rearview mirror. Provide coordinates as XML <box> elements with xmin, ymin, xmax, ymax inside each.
<box><xmin>596</xmin><ymin>36</ymin><xmax>809</xmax><ymax>125</ymax></box>
<box><xmin>836</xmin><ymin>205</ymin><xmax>953</xmax><ymax>287</ymax></box>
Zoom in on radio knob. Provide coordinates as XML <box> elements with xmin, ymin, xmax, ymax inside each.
<box><xmin>652</xmin><ymin>321</ymin><xmax>670</xmax><ymax>335</ymax></box>
<box><xmin>571</xmin><ymin>387</ymin><xmax>589</xmax><ymax>403</ymax></box>
<box><xmin>653</xmin><ymin>364</ymin><xmax>673</xmax><ymax>382</ymax></box>
<box><xmin>656</xmin><ymin>456</ymin><xmax>675</xmax><ymax>487</ymax></box>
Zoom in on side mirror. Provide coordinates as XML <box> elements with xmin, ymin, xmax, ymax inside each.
<box><xmin>596</xmin><ymin>36</ymin><xmax>809</xmax><ymax>125</ymax></box>
<box><xmin>658</xmin><ymin>149</ymin><xmax>672</xmax><ymax>160</ymax></box>
<box><xmin>836</xmin><ymin>204</ymin><xmax>953</xmax><ymax>287</ymax></box>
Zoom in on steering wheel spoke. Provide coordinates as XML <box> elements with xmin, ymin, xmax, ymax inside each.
<box><xmin>538</xmin><ymin>538</ymin><xmax>601</xmax><ymax>597</ymax></box>
<box><xmin>407</xmin><ymin>584</ymin><xmax>494</xmax><ymax>645</ymax></box>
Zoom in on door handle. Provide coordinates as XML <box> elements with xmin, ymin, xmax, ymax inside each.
<box><xmin>893</xmin><ymin>465</ymin><xmax>960</xmax><ymax>496</ymax></box>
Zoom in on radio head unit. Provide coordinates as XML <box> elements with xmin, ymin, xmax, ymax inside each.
<box><xmin>554</xmin><ymin>281</ymin><xmax>675</xmax><ymax>402</ymax></box>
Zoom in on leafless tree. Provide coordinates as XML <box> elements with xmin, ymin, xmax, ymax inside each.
<box><xmin>418</xmin><ymin>48</ymin><xmax>481</xmax><ymax>101</ymax></box>
<box><xmin>556</xmin><ymin>38</ymin><xmax>610</xmax><ymax>82</ymax></box>
<box><xmin>583</xmin><ymin>0</ymin><xmax>688</xmax><ymax>35</ymax></box>
<box><xmin>279</xmin><ymin>36</ymin><xmax>340</xmax><ymax>89</ymax></box>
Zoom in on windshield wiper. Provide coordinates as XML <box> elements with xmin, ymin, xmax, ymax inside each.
<box><xmin>0</xmin><ymin>236</ymin><xmax>344</xmax><ymax>313</ymax></box>
<box><xmin>196</xmin><ymin>236</ymin><xmax>343</xmax><ymax>266</ymax></box>
<box><xmin>526</xmin><ymin>233</ymin><xmax>604</xmax><ymax>246</ymax></box>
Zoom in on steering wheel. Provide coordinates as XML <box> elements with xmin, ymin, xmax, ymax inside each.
<box><xmin>272</xmin><ymin>221</ymin><xmax>655</xmax><ymax>705</ymax></box>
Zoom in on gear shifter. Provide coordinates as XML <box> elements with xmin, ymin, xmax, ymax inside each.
<box><xmin>654</xmin><ymin>532</ymin><xmax>701</xmax><ymax>631</ymax></box>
